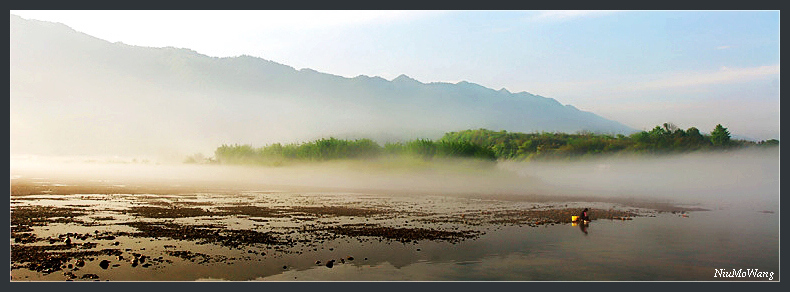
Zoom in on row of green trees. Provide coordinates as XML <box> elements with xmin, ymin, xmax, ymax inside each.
<box><xmin>214</xmin><ymin>137</ymin><xmax>382</xmax><ymax>164</ymax></box>
<box><xmin>383</xmin><ymin>139</ymin><xmax>496</xmax><ymax>160</ymax></box>
<box><xmin>211</xmin><ymin>123</ymin><xmax>778</xmax><ymax>165</ymax></box>
<box><xmin>439</xmin><ymin>123</ymin><xmax>777</xmax><ymax>160</ymax></box>
<box><xmin>214</xmin><ymin>137</ymin><xmax>496</xmax><ymax>165</ymax></box>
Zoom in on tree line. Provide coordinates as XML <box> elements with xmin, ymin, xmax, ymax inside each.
<box><xmin>207</xmin><ymin>123</ymin><xmax>778</xmax><ymax>165</ymax></box>
<box><xmin>212</xmin><ymin>137</ymin><xmax>495</xmax><ymax>165</ymax></box>
<box><xmin>439</xmin><ymin>123</ymin><xmax>777</xmax><ymax>160</ymax></box>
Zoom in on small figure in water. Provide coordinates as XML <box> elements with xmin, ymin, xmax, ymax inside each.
<box><xmin>578</xmin><ymin>208</ymin><xmax>590</xmax><ymax>235</ymax></box>
<box><xmin>580</xmin><ymin>208</ymin><xmax>590</xmax><ymax>223</ymax></box>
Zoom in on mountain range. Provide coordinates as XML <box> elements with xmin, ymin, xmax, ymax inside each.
<box><xmin>10</xmin><ymin>14</ymin><xmax>636</xmax><ymax>160</ymax></box>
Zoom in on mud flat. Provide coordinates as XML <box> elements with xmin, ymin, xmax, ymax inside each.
<box><xmin>11</xmin><ymin>178</ymin><xmax>696</xmax><ymax>281</ymax></box>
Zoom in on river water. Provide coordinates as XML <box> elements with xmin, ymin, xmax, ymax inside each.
<box><xmin>10</xmin><ymin>148</ymin><xmax>779</xmax><ymax>281</ymax></box>
<box><xmin>258</xmin><ymin>206</ymin><xmax>778</xmax><ymax>281</ymax></box>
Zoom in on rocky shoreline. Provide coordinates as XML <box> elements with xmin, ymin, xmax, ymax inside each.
<box><xmin>11</xmin><ymin>179</ymin><xmax>684</xmax><ymax>281</ymax></box>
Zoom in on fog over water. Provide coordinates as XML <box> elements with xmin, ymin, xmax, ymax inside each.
<box><xmin>10</xmin><ymin>147</ymin><xmax>778</xmax><ymax>212</ymax></box>
<box><xmin>501</xmin><ymin>148</ymin><xmax>780</xmax><ymax>211</ymax></box>
<box><xmin>9</xmin><ymin>15</ymin><xmax>779</xmax><ymax>212</ymax></box>
<box><xmin>8</xmin><ymin>13</ymin><xmax>780</xmax><ymax>282</ymax></box>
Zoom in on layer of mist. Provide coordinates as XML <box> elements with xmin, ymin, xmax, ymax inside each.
<box><xmin>10</xmin><ymin>148</ymin><xmax>778</xmax><ymax>212</ymax></box>
<box><xmin>10</xmin><ymin>14</ymin><xmax>634</xmax><ymax>161</ymax></box>
<box><xmin>8</xmin><ymin>16</ymin><xmax>779</xmax><ymax>213</ymax></box>
<box><xmin>500</xmin><ymin>147</ymin><xmax>780</xmax><ymax>210</ymax></box>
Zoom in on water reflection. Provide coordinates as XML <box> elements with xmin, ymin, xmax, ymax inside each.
<box><xmin>578</xmin><ymin>221</ymin><xmax>589</xmax><ymax>235</ymax></box>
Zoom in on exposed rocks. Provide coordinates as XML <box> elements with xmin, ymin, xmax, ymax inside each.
<box><xmin>125</xmin><ymin>206</ymin><xmax>214</xmax><ymax>218</ymax></box>
<box><xmin>11</xmin><ymin>205</ymin><xmax>86</xmax><ymax>229</ymax></box>
<box><xmin>485</xmin><ymin>208</ymin><xmax>639</xmax><ymax>225</ymax></box>
<box><xmin>118</xmin><ymin>221</ymin><xmax>286</xmax><ymax>249</ymax></box>
<box><xmin>166</xmin><ymin>250</ymin><xmax>228</xmax><ymax>265</ymax></box>
<box><xmin>289</xmin><ymin>206</ymin><xmax>390</xmax><ymax>217</ymax></box>
<box><xmin>215</xmin><ymin>206</ymin><xmax>289</xmax><ymax>218</ymax></box>
<box><xmin>10</xmin><ymin>180</ymin><xmax>670</xmax><ymax>281</ymax></box>
<box><xmin>324</xmin><ymin>223</ymin><xmax>481</xmax><ymax>243</ymax></box>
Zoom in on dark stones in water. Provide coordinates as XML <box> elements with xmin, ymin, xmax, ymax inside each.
<box><xmin>63</xmin><ymin>271</ymin><xmax>77</xmax><ymax>280</ymax></box>
<box><xmin>99</xmin><ymin>260</ymin><xmax>110</xmax><ymax>269</ymax></box>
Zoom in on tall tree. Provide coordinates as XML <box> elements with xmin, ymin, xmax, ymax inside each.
<box><xmin>710</xmin><ymin>124</ymin><xmax>731</xmax><ymax>147</ymax></box>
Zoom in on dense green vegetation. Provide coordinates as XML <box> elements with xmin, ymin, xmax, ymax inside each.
<box><xmin>208</xmin><ymin>123</ymin><xmax>778</xmax><ymax>165</ymax></box>
<box><xmin>212</xmin><ymin>137</ymin><xmax>494</xmax><ymax>165</ymax></box>
<box><xmin>214</xmin><ymin>137</ymin><xmax>381</xmax><ymax>165</ymax></box>
<box><xmin>439</xmin><ymin>123</ymin><xmax>777</xmax><ymax>160</ymax></box>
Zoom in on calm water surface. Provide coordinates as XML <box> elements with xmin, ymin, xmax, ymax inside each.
<box><xmin>11</xmin><ymin>149</ymin><xmax>779</xmax><ymax>281</ymax></box>
<box><xmin>261</xmin><ymin>207</ymin><xmax>778</xmax><ymax>281</ymax></box>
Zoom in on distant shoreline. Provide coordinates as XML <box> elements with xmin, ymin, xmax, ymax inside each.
<box><xmin>208</xmin><ymin>127</ymin><xmax>778</xmax><ymax>166</ymax></box>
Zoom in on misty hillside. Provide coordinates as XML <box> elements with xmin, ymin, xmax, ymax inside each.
<box><xmin>10</xmin><ymin>14</ymin><xmax>636</xmax><ymax>160</ymax></box>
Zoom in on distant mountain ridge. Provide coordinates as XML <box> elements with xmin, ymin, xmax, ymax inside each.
<box><xmin>10</xmin><ymin>14</ymin><xmax>636</xmax><ymax>160</ymax></box>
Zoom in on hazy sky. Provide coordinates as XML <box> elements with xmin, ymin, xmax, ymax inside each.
<box><xmin>10</xmin><ymin>10</ymin><xmax>780</xmax><ymax>140</ymax></box>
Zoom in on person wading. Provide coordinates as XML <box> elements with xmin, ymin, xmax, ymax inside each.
<box><xmin>579</xmin><ymin>208</ymin><xmax>590</xmax><ymax>222</ymax></box>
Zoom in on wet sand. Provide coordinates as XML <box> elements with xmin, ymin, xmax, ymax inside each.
<box><xmin>9</xmin><ymin>176</ymin><xmax>701</xmax><ymax>282</ymax></box>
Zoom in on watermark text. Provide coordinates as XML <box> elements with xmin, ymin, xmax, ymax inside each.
<box><xmin>714</xmin><ymin>269</ymin><xmax>774</xmax><ymax>281</ymax></box>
